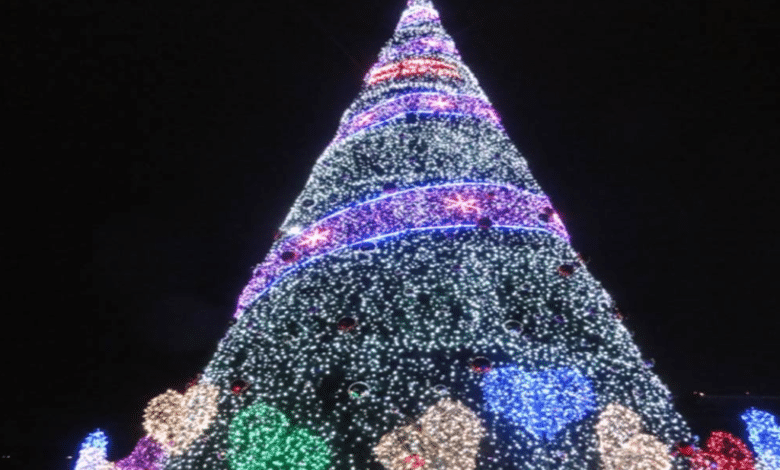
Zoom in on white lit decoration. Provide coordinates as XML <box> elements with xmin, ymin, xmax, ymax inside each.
<box><xmin>596</xmin><ymin>403</ymin><xmax>672</xmax><ymax>470</ymax></box>
<box><xmin>374</xmin><ymin>398</ymin><xmax>485</xmax><ymax>470</ymax></box>
<box><xmin>142</xmin><ymin>383</ymin><xmax>220</xmax><ymax>455</ymax></box>
<box><xmin>99</xmin><ymin>1</ymin><xmax>693</xmax><ymax>469</ymax></box>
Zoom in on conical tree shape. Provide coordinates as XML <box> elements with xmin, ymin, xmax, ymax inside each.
<box><xmin>105</xmin><ymin>2</ymin><xmax>692</xmax><ymax>470</ymax></box>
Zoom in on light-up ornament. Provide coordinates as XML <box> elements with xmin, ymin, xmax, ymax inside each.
<box><xmin>481</xmin><ymin>366</ymin><xmax>597</xmax><ymax>440</ymax></box>
<box><xmin>300</xmin><ymin>228</ymin><xmax>331</xmax><ymax>248</ymax></box>
<box><xmin>374</xmin><ymin>398</ymin><xmax>485</xmax><ymax>470</ymax></box>
<box><xmin>741</xmin><ymin>409</ymin><xmax>780</xmax><ymax>470</ymax></box>
<box><xmin>444</xmin><ymin>194</ymin><xmax>481</xmax><ymax>215</ymax></box>
<box><xmin>348</xmin><ymin>382</ymin><xmax>371</xmax><ymax>399</ymax></box>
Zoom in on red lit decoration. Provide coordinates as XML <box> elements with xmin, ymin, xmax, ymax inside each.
<box><xmin>231</xmin><ymin>379</ymin><xmax>249</xmax><ymax>395</ymax></box>
<box><xmin>690</xmin><ymin>431</ymin><xmax>755</xmax><ymax>470</ymax></box>
<box><xmin>337</xmin><ymin>317</ymin><xmax>357</xmax><ymax>331</ymax></box>
<box><xmin>673</xmin><ymin>442</ymin><xmax>696</xmax><ymax>457</ymax></box>
<box><xmin>558</xmin><ymin>264</ymin><xmax>576</xmax><ymax>277</ymax></box>
<box><xmin>470</xmin><ymin>357</ymin><xmax>492</xmax><ymax>373</ymax></box>
<box><xmin>367</xmin><ymin>58</ymin><xmax>461</xmax><ymax>85</ymax></box>
<box><xmin>404</xmin><ymin>454</ymin><xmax>425</xmax><ymax>469</ymax></box>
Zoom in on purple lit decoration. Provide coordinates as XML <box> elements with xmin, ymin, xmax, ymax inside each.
<box><xmin>741</xmin><ymin>408</ymin><xmax>780</xmax><ymax>469</ymax></box>
<box><xmin>115</xmin><ymin>437</ymin><xmax>167</xmax><ymax>470</ymax></box>
<box><xmin>335</xmin><ymin>92</ymin><xmax>500</xmax><ymax>143</ymax></box>
<box><xmin>235</xmin><ymin>182</ymin><xmax>567</xmax><ymax>317</ymax></box>
<box><xmin>481</xmin><ymin>366</ymin><xmax>597</xmax><ymax>441</ymax></box>
<box><xmin>397</xmin><ymin>5</ymin><xmax>440</xmax><ymax>29</ymax></box>
<box><xmin>377</xmin><ymin>36</ymin><xmax>460</xmax><ymax>64</ymax></box>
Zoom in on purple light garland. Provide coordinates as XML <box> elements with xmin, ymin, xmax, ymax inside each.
<box><xmin>377</xmin><ymin>36</ymin><xmax>459</xmax><ymax>64</ymax></box>
<box><xmin>398</xmin><ymin>6</ymin><xmax>440</xmax><ymax>29</ymax></box>
<box><xmin>336</xmin><ymin>92</ymin><xmax>501</xmax><ymax>142</ymax></box>
<box><xmin>235</xmin><ymin>183</ymin><xmax>568</xmax><ymax>317</ymax></box>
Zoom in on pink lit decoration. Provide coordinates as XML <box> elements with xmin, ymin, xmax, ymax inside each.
<box><xmin>690</xmin><ymin>431</ymin><xmax>755</xmax><ymax>470</ymax></box>
<box><xmin>404</xmin><ymin>454</ymin><xmax>426</xmax><ymax>469</ymax></box>
<box><xmin>235</xmin><ymin>182</ymin><xmax>568</xmax><ymax>317</ymax></box>
<box><xmin>300</xmin><ymin>228</ymin><xmax>331</xmax><ymax>248</ymax></box>
<box><xmin>336</xmin><ymin>92</ymin><xmax>500</xmax><ymax>143</ymax></box>
<box><xmin>367</xmin><ymin>58</ymin><xmax>461</xmax><ymax>86</ymax></box>
<box><xmin>444</xmin><ymin>194</ymin><xmax>481</xmax><ymax>214</ymax></box>
<box><xmin>115</xmin><ymin>437</ymin><xmax>167</xmax><ymax>470</ymax></box>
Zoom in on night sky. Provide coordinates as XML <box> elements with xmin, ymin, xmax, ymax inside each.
<box><xmin>4</xmin><ymin>1</ymin><xmax>780</xmax><ymax>469</ymax></box>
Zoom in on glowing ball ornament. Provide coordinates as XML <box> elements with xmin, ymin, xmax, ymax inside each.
<box><xmin>374</xmin><ymin>398</ymin><xmax>485</xmax><ymax>470</ymax></box>
<box><xmin>227</xmin><ymin>402</ymin><xmax>330</xmax><ymax>470</ymax></box>
<box><xmin>230</xmin><ymin>379</ymin><xmax>249</xmax><ymax>395</ymax></box>
<box><xmin>481</xmin><ymin>366</ymin><xmax>597</xmax><ymax>440</ymax></box>
<box><xmin>741</xmin><ymin>409</ymin><xmax>780</xmax><ymax>470</ymax></box>
<box><xmin>690</xmin><ymin>431</ymin><xmax>755</xmax><ymax>470</ymax></box>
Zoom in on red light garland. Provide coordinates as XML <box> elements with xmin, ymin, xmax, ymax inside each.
<box><xmin>368</xmin><ymin>58</ymin><xmax>461</xmax><ymax>85</ymax></box>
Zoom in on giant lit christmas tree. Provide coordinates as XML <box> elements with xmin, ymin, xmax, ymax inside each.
<box><xmin>78</xmin><ymin>1</ymin><xmax>697</xmax><ymax>469</ymax></box>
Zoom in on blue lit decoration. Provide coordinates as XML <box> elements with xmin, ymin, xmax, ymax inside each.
<box><xmin>82</xmin><ymin>430</ymin><xmax>109</xmax><ymax>451</ymax></box>
<box><xmin>742</xmin><ymin>408</ymin><xmax>780</xmax><ymax>469</ymax></box>
<box><xmin>74</xmin><ymin>429</ymin><xmax>110</xmax><ymax>470</ymax></box>
<box><xmin>482</xmin><ymin>366</ymin><xmax>597</xmax><ymax>440</ymax></box>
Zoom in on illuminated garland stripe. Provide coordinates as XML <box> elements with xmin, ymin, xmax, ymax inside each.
<box><xmin>235</xmin><ymin>182</ymin><xmax>567</xmax><ymax>317</ymax></box>
<box><xmin>336</xmin><ymin>92</ymin><xmax>501</xmax><ymax>142</ymax></box>
<box><xmin>367</xmin><ymin>58</ymin><xmax>461</xmax><ymax>86</ymax></box>
<box><xmin>398</xmin><ymin>5</ymin><xmax>440</xmax><ymax>29</ymax></box>
<box><xmin>377</xmin><ymin>36</ymin><xmax>460</xmax><ymax>64</ymax></box>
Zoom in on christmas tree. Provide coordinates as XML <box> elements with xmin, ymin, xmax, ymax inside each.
<box><xmin>77</xmin><ymin>1</ymin><xmax>693</xmax><ymax>469</ymax></box>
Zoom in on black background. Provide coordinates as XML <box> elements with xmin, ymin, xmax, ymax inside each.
<box><xmin>3</xmin><ymin>1</ymin><xmax>779</xmax><ymax>469</ymax></box>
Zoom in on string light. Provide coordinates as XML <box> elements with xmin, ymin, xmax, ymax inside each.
<box><xmin>741</xmin><ymin>409</ymin><xmax>780</xmax><ymax>470</ymax></box>
<box><xmin>235</xmin><ymin>183</ymin><xmax>568</xmax><ymax>318</ymax></box>
<box><xmin>226</xmin><ymin>402</ymin><xmax>330</xmax><ymax>470</ymax></box>
<box><xmin>690</xmin><ymin>431</ymin><xmax>755</xmax><ymax>470</ymax></box>
<box><xmin>481</xmin><ymin>366</ymin><xmax>597</xmax><ymax>440</ymax></box>
<box><xmin>142</xmin><ymin>383</ymin><xmax>220</xmax><ymax>455</ymax></box>
<box><xmin>74</xmin><ymin>430</ymin><xmax>115</xmax><ymax>470</ymax></box>
<box><xmin>374</xmin><ymin>398</ymin><xmax>485</xmax><ymax>470</ymax></box>
<box><xmin>121</xmin><ymin>1</ymin><xmax>693</xmax><ymax>469</ymax></box>
<box><xmin>596</xmin><ymin>404</ymin><xmax>671</xmax><ymax>470</ymax></box>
